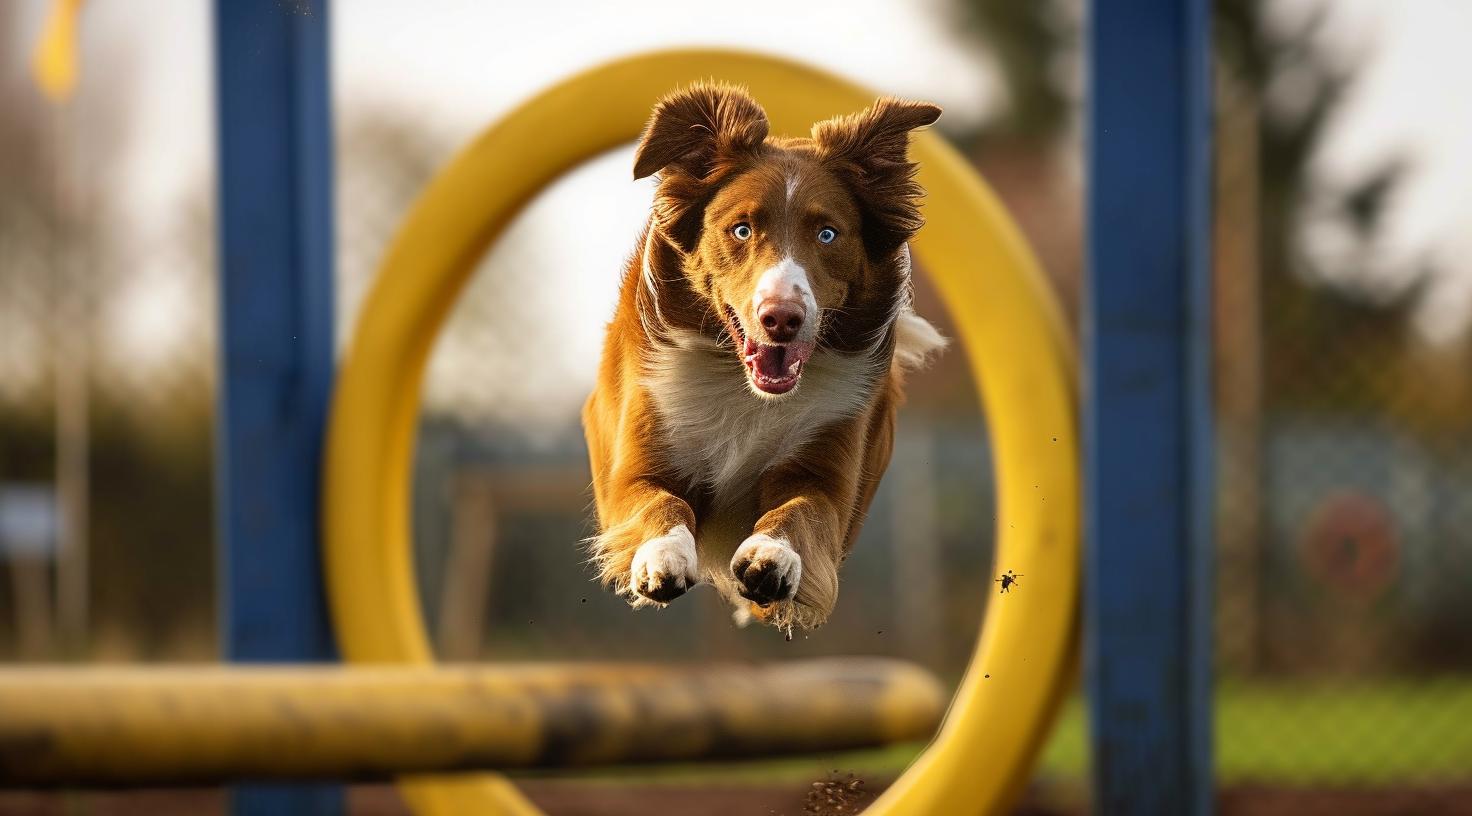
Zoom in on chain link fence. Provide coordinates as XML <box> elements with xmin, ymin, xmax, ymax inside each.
<box><xmin>1203</xmin><ymin>2</ymin><xmax>1472</xmax><ymax>811</ymax></box>
<box><xmin>0</xmin><ymin>28</ymin><xmax>216</xmax><ymax>661</ymax></box>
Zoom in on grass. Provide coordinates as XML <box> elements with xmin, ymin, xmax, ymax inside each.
<box><xmin>517</xmin><ymin>676</ymin><xmax>1472</xmax><ymax>788</ymax></box>
<box><xmin>1039</xmin><ymin>676</ymin><xmax>1472</xmax><ymax>786</ymax></box>
<box><xmin>511</xmin><ymin>742</ymin><xmax>927</xmax><ymax>787</ymax></box>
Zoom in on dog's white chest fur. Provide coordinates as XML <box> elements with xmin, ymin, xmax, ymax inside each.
<box><xmin>641</xmin><ymin>330</ymin><xmax>876</xmax><ymax>503</ymax></box>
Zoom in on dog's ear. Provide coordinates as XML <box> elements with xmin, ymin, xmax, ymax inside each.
<box><xmin>633</xmin><ymin>83</ymin><xmax>769</xmax><ymax>181</ymax></box>
<box><xmin>813</xmin><ymin>98</ymin><xmax>941</xmax><ymax>258</ymax></box>
<box><xmin>635</xmin><ymin>84</ymin><xmax>769</xmax><ymax>252</ymax></box>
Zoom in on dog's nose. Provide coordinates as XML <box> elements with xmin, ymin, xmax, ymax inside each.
<box><xmin>757</xmin><ymin>300</ymin><xmax>805</xmax><ymax>343</ymax></box>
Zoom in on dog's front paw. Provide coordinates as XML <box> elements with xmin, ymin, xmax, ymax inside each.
<box><xmin>731</xmin><ymin>534</ymin><xmax>802</xmax><ymax>606</ymax></box>
<box><xmin>630</xmin><ymin>525</ymin><xmax>700</xmax><ymax>604</ymax></box>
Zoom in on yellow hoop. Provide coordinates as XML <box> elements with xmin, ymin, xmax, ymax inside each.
<box><xmin>323</xmin><ymin>48</ymin><xmax>1078</xmax><ymax>816</ymax></box>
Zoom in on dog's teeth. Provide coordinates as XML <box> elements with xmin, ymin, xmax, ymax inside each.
<box><xmin>787</xmin><ymin>360</ymin><xmax>802</xmax><ymax>375</ymax></box>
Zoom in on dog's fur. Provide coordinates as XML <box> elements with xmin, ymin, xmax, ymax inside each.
<box><xmin>582</xmin><ymin>84</ymin><xmax>946</xmax><ymax>633</ymax></box>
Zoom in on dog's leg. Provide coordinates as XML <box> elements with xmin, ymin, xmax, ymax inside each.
<box><xmin>733</xmin><ymin>495</ymin><xmax>845</xmax><ymax>631</ymax></box>
<box><xmin>730</xmin><ymin>420</ymin><xmax>873</xmax><ymax>631</ymax></box>
<box><xmin>590</xmin><ymin>480</ymin><xmax>699</xmax><ymax>606</ymax></box>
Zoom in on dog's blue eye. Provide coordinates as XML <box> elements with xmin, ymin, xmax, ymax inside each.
<box><xmin>732</xmin><ymin>223</ymin><xmax>753</xmax><ymax>241</ymax></box>
<box><xmin>817</xmin><ymin>227</ymin><xmax>837</xmax><ymax>244</ymax></box>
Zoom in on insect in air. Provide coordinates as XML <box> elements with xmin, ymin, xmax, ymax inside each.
<box><xmin>995</xmin><ymin>570</ymin><xmax>1023</xmax><ymax>594</ymax></box>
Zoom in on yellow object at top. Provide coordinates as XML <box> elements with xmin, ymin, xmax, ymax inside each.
<box><xmin>31</xmin><ymin>0</ymin><xmax>84</xmax><ymax>102</ymax></box>
<box><xmin>322</xmin><ymin>49</ymin><xmax>1079</xmax><ymax>815</ymax></box>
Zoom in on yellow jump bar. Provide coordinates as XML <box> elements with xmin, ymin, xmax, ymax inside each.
<box><xmin>0</xmin><ymin>659</ymin><xmax>942</xmax><ymax>787</ymax></box>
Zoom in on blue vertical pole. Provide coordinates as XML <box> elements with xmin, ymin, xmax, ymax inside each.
<box><xmin>1085</xmin><ymin>1</ymin><xmax>1214</xmax><ymax>814</ymax></box>
<box><xmin>214</xmin><ymin>1</ymin><xmax>341</xmax><ymax>814</ymax></box>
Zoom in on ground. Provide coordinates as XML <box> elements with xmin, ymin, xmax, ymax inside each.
<box><xmin>4</xmin><ymin>783</ymin><xmax>1472</xmax><ymax>815</ymax></box>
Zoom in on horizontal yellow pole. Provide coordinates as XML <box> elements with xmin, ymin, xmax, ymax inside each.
<box><xmin>0</xmin><ymin>659</ymin><xmax>942</xmax><ymax>787</ymax></box>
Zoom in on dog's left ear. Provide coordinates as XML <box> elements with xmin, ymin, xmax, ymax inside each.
<box><xmin>814</xmin><ymin>98</ymin><xmax>941</xmax><ymax>258</ymax></box>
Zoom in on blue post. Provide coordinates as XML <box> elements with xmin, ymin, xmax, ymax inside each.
<box><xmin>1085</xmin><ymin>1</ymin><xmax>1214</xmax><ymax>814</ymax></box>
<box><xmin>214</xmin><ymin>1</ymin><xmax>341</xmax><ymax>814</ymax></box>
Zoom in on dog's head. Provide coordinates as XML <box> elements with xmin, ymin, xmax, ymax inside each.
<box><xmin>633</xmin><ymin>84</ymin><xmax>940</xmax><ymax>398</ymax></box>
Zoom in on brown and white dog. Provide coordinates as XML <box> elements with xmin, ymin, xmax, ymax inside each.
<box><xmin>582</xmin><ymin>84</ymin><xmax>946</xmax><ymax>633</ymax></box>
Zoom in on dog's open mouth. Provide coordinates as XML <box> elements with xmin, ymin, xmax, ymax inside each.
<box><xmin>723</xmin><ymin>305</ymin><xmax>813</xmax><ymax>396</ymax></box>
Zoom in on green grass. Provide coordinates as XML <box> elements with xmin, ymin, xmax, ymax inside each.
<box><xmin>511</xmin><ymin>741</ymin><xmax>927</xmax><ymax>787</ymax></box>
<box><xmin>519</xmin><ymin>676</ymin><xmax>1472</xmax><ymax>787</ymax></box>
<box><xmin>1038</xmin><ymin>676</ymin><xmax>1472</xmax><ymax>786</ymax></box>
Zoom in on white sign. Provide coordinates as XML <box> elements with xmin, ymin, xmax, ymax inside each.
<box><xmin>0</xmin><ymin>485</ymin><xmax>59</xmax><ymax>558</ymax></box>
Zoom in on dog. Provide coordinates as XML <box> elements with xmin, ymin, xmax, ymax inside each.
<box><xmin>582</xmin><ymin>83</ymin><xmax>946</xmax><ymax>633</ymax></box>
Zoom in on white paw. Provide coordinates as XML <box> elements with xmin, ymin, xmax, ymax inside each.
<box><xmin>730</xmin><ymin>533</ymin><xmax>802</xmax><ymax>605</ymax></box>
<box><xmin>629</xmin><ymin>525</ymin><xmax>699</xmax><ymax>604</ymax></box>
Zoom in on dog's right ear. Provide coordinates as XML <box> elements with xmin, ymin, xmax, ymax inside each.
<box><xmin>633</xmin><ymin>83</ymin><xmax>769</xmax><ymax>181</ymax></box>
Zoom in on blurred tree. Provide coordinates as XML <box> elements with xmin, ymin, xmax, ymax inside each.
<box><xmin>952</xmin><ymin>0</ymin><xmax>1076</xmax><ymax>144</ymax></box>
<box><xmin>950</xmin><ymin>0</ymin><xmax>1464</xmax><ymax>676</ymax></box>
<box><xmin>0</xmin><ymin>4</ymin><xmax>217</xmax><ymax>659</ymax></box>
<box><xmin>1217</xmin><ymin>0</ymin><xmax>1472</xmax><ymax>679</ymax></box>
<box><xmin>952</xmin><ymin>0</ymin><xmax>1434</xmax><ymax>420</ymax></box>
<box><xmin>1216</xmin><ymin>0</ymin><xmax>1432</xmax><ymax>421</ymax></box>
<box><xmin>941</xmin><ymin>0</ymin><xmax>1083</xmax><ymax>343</ymax></box>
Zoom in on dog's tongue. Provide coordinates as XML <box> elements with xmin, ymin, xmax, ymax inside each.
<box><xmin>743</xmin><ymin>338</ymin><xmax>813</xmax><ymax>382</ymax></box>
<box><xmin>754</xmin><ymin>344</ymin><xmax>787</xmax><ymax>379</ymax></box>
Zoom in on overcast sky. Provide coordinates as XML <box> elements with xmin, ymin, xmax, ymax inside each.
<box><xmin>1294</xmin><ymin>0</ymin><xmax>1472</xmax><ymax>342</ymax></box>
<box><xmin>8</xmin><ymin>0</ymin><xmax>1472</xmax><ymax>392</ymax></box>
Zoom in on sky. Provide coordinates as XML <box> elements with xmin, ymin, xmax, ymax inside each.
<box><xmin>325</xmin><ymin>0</ymin><xmax>998</xmax><ymax>426</ymax></box>
<box><xmin>1292</xmin><ymin>0</ymin><xmax>1472</xmax><ymax>343</ymax></box>
<box><xmin>6</xmin><ymin>0</ymin><xmax>1472</xmax><ymax>418</ymax></box>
